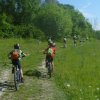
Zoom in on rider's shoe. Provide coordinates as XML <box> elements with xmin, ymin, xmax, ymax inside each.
<box><xmin>12</xmin><ymin>67</ymin><xmax>14</xmax><ymax>74</ymax></box>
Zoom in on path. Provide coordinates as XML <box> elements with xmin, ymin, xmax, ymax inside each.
<box><xmin>0</xmin><ymin>61</ymin><xmax>67</xmax><ymax>100</ymax></box>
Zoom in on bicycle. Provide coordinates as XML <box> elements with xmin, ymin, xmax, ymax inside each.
<box><xmin>13</xmin><ymin>65</ymin><xmax>21</xmax><ymax>91</ymax></box>
<box><xmin>46</xmin><ymin>60</ymin><xmax>53</xmax><ymax>78</ymax></box>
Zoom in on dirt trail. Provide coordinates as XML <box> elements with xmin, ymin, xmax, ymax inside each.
<box><xmin>35</xmin><ymin>60</ymin><xmax>67</xmax><ymax>100</ymax></box>
<box><xmin>0</xmin><ymin>68</ymin><xmax>11</xmax><ymax>96</ymax></box>
<box><xmin>0</xmin><ymin>61</ymin><xmax>67</xmax><ymax>100</ymax></box>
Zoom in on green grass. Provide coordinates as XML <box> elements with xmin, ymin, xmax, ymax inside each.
<box><xmin>0</xmin><ymin>39</ymin><xmax>46</xmax><ymax>100</ymax></box>
<box><xmin>0</xmin><ymin>38</ymin><xmax>46</xmax><ymax>70</ymax></box>
<box><xmin>0</xmin><ymin>39</ymin><xmax>100</xmax><ymax>100</ymax></box>
<box><xmin>54</xmin><ymin>39</ymin><xmax>100</xmax><ymax>100</ymax></box>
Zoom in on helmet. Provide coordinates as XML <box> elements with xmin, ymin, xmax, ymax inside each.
<box><xmin>14</xmin><ymin>43</ymin><xmax>20</xmax><ymax>49</ymax></box>
<box><xmin>53</xmin><ymin>43</ymin><xmax>56</xmax><ymax>47</ymax></box>
<box><xmin>48</xmin><ymin>39</ymin><xmax>52</xmax><ymax>44</ymax></box>
<box><xmin>49</xmin><ymin>42</ymin><xmax>56</xmax><ymax>47</ymax></box>
<box><xmin>49</xmin><ymin>41</ymin><xmax>53</xmax><ymax>46</ymax></box>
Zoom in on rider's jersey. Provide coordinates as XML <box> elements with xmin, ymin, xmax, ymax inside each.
<box><xmin>45</xmin><ymin>46</ymin><xmax>56</xmax><ymax>58</ymax></box>
<box><xmin>9</xmin><ymin>49</ymin><xmax>25</xmax><ymax>61</ymax></box>
<box><xmin>50</xmin><ymin>47</ymin><xmax>56</xmax><ymax>58</ymax></box>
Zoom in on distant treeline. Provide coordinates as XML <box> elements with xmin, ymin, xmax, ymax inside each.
<box><xmin>0</xmin><ymin>0</ymin><xmax>97</xmax><ymax>40</ymax></box>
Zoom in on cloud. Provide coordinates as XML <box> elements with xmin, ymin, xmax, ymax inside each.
<box><xmin>79</xmin><ymin>8</ymin><xmax>100</xmax><ymax>30</ymax></box>
<box><xmin>79</xmin><ymin>2</ymin><xmax>95</xmax><ymax>18</ymax></box>
<box><xmin>78</xmin><ymin>3</ymin><xmax>100</xmax><ymax>30</ymax></box>
<box><xmin>81</xmin><ymin>11</ymin><xmax>95</xmax><ymax>18</ymax></box>
<box><xmin>81</xmin><ymin>2</ymin><xmax>92</xmax><ymax>9</ymax></box>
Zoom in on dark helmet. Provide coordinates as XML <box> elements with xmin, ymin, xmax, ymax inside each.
<box><xmin>14</xmin><ymin>43</ymin><xmax>20</xmax><ymax>49</ymax></box>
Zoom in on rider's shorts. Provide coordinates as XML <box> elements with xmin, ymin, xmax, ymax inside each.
<box><xmin>46</xmin><ymin>55</ymin><xmax>53</xmax><ymax>62</ymax></box>
<box><xmin>12</xmin><ymin>60</ymin><xmax>21</xmax><ymax>69</ymax></box>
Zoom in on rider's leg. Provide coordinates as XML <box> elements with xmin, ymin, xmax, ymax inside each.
<box><xmin>12</xmin><ymin>60</ymin><xmax>16</xmax><ymax>74</ymax></box>
<box><xmin>45</xmin><ymin>55</ymin><xmax>48</xmax><ymax>67</ymax></box>
<box><xmin>51</xmin><ymin>57</ymin><xmax>54</xmax><ymax>73</ymax></box>
<box><xmin>18</xmin><ymin>61</ymin><xmax>24</xmax><ymax>82</ymax></box>
<box><xmin>12</xmin><ymin>65</ymin><xmax>14</xmax><ymax>73</ymax></box>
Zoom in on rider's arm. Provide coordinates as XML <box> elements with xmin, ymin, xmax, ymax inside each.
<box><xmin>43</xmin><ymin>47</ymin><xmax>49</xmax><ymax>54</ymax></box>
<box><xmin>21</xmin><ymin>51</ymin><xmax>27</xmax><ymax>57</ymax></box>
<box><xmin>8</xmin><ymin>50</ymin><xmax>13</xmax><ymax>59</ymax></box>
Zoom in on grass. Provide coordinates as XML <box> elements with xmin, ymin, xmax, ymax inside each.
<box><xmin>0</xmin><ymin>38</ymin><xmax>46</xmax><ymax>100</ymax></box>
<box><xmin>0</xmin><ymin>38</ymin><xmax>100</xmax><ymax>100</ymax></box>
<box><xmin>54</xmin><ymin>39</ymin><xmax>100</xmax><ymax>100</ymax></box>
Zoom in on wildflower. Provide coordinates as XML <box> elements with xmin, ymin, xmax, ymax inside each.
<box><xmin>96</xmin><ymin>88</ymin><xmax>99</xmax><ymax>91</ymax></box>
<box><xmin>66</xmin><ymin>84</ymin><xmax>70</xmax><ymax>87</ymax></box>
<box><xmin>88</xmin><ymin>85</ymin><xmax>92</xmax><ymax>88</ymax></box>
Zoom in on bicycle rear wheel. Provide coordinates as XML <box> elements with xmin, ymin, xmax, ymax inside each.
<box><xmin>14</xmin><ymin>70</ymin><xmax>18</xmax><ymax>90</ymax></box>
<box><xmin>48</xmin><ymin>63</ymin><xmax>52</xmax><ymax>78</ymax></box>
<box><xmin>14</xmin><ymin>67</ymin><xmax>21</xmax><ymax>91</ymax></box>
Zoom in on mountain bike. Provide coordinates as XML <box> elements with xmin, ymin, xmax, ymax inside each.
<box><xmin>46</xmin><ymin>60</ymin><xmax>53</xmax><ymax>78</ymax></box>
<box><xmin>14</xmin><ymin>65</ymin><xmax>21</xmax><ymax>91</ymax></box>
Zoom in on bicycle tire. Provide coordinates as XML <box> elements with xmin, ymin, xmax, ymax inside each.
<box><xmin>48</xmin><ymin>62</ymin><xmax>52</xmax><ymax>78</ymax></box>
<box><xmin>14</xmin><ymin>66</ymin><xmax>21</xmax><ymax>91</ymax></box>
<box><xmin>14</xmin><ymin>70</ymin><xmax>18</xmax><ymax>91</ymax></box>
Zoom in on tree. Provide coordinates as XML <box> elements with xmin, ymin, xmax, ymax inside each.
<box><xmin>45</xmin><ymin>0</ymin><xmax>57</xmax><ymax>3</ymax></box>
<box><xmin>13</xmin><ymin>0</ymin><xmax>41</xmax><ymax>24</ymax></box>
<box><xmin>35</xmin><ymin>4</ymin><xmax>73</xmax><ymax>40</ymax></box>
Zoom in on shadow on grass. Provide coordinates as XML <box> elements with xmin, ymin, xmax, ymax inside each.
<box><xmin>0</xmin><ymin>81</ymin><xmax>15</xmax><ymax>92</ymax></box>
<box><xmin>24</xmin><ymin>69</ymin><xmax>42</xmax><ymax>78</ymax></box>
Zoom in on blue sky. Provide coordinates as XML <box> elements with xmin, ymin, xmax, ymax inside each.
<box><xmin>58</xmin><ymin>0</ymin><xmax>100</xmax><ymax>30</ymax></box>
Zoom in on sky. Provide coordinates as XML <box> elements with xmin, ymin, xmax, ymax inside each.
<box><xmin>58</xmin><ymin>0</ymin><xmax>100</xmax><ymax>30</ymax></box>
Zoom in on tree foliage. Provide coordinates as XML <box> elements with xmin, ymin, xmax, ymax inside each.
<box><xmin>35</xmin><ymin>4</ymin><xmax>73</xmax><ymax>40</ymax></box>
<box><xmin>0</xmin><ymin>0</ymin><xmax>95</xmax><ymax>40</ymax></box>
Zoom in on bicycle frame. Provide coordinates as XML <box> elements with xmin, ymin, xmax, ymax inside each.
<box><xmin>14</xmin><ymin>65</ymin><xmax>21</xmax><ymax>91</ymax></box>
<box><xmin>46</xmin><ymin>61</ymin><xmax>53</xmax><ymax>78</ymax></box>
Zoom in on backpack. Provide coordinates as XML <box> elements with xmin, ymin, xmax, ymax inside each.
<box><xmin>47</xmin><ymin>48</ymin><xmax>53</xmax><ymax>55</ymax></box>
<box><xmin>47</xmin><ymin>47</ymin><xmax>55</xmax><ymax>58</ymax></box>
<box><xmin>11</xmin><ymin>50</ymin><xmax>19</xmax><ymax>60</ymax></box>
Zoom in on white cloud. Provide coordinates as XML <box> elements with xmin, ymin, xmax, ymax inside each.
<box><xmin>78</xmin><ymin>3</ymin><xmax>100</xmax><ymax>30</ymax></box>
<box><xmin>81</xmin><ymin>11</ymin><xmax>95</xmax><ymax>18</ymax></box>
<box><xmin>81</xmin><ymin>2</ymin><xmax>92</xmax><ymax>9</ymax></box>
<box><xmin>79</xmin><ymin>2</ymin><xmax>95</xmax><ymax>18</ymax></box>
<box><xmin>79</xmin><ymin>11</ymin><xmax>100</xmax><ymax>30</ymax></box>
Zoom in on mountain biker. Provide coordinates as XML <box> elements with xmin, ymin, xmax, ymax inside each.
<box><xmin>48</xmin><ymin>37</ymin><xmax>53</xmax><ymax>45</ymax></box>
<box><xmin>8</xmin><ymin>43</ymin><xmax>26</xmax><ymax>82</ymax></box>
<box><xmin>63</xmin><ymin>36</ymin><xmax>67</xmax><ymax>48</ymax></box>
<box><xmin>73</xmin><ymin>34</ymin><xmax>77</xmax><ymax>47</ymax></box>
<box><xmin>43</xmin><ymin>42</ymin><xmax>56</xmax><ymax>73</ymax></box>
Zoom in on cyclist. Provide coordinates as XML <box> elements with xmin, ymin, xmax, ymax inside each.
<box><xmin>44</xmin><ymin>42</ymin><xmax>56</xmax><ymax>73</ymax></box>
<box><xmin>48</xmin><ymin>37</ymin><xmax>53</xmax><ymax>45</ymax></box>
<box><xmin>63</xmin><ymin>36</ymin><xmax>67</xmax><ymax>48</ymax></box>
<box><xmin>8</xmin><ymin>43</ymin><xmax>26</xmax><ymax>82</ymax></box>
<box><xmin>73</xmin><ymin>34</ymin><xmax>77</xmax><ymax>47</ymax></box>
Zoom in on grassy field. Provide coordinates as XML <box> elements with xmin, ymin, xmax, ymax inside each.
<box><xmin>0</xmin><ymin>38</ymin><xmax>45</xmax><ymax>70</ymax></box>
<box><xmin>54</xmin><ymin>39</ymin><xmax>100</xmax><ymax>100</ymax></box>
<box><xmin>0</xmin><ymin>39</ymin><xmax>100</xmax><ymax>100</ymax></box>
<box><xmin>0</xmin><ymin>39</ymin><xmax>46</xmax><ymax>100</ymax></box>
